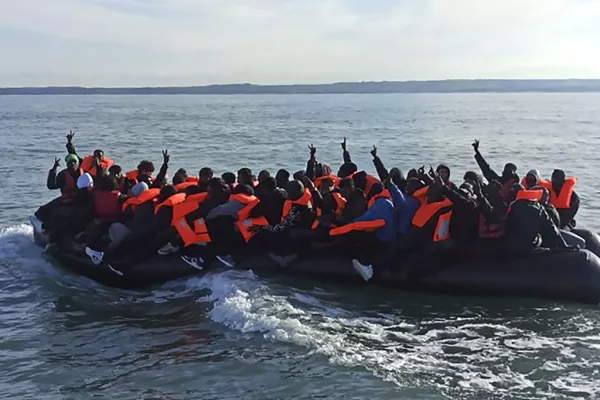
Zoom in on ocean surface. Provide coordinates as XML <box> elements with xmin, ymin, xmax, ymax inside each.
<box><xmin>1</xmin><ymin>93</ymin><xmax>600</xmax><ymax>399</ymax></box>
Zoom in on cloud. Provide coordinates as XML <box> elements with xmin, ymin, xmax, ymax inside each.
<box><xmin>0</xmin><ymin>0</ymin><xmax>599</xmax><ymax>86</ymax></box>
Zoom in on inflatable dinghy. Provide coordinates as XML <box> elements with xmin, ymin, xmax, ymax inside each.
<box><xmin>31</xmin><ymin>216</ymin><xmax>600</xmax><ymax>303</ymax></box>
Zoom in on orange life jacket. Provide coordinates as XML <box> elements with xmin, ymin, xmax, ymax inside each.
<box><xmin>364</xmin><ymin>174</ymin><xmax>381</xmax><ymax>196</ymax></box>
<box><xmin>311</xmin><ymin>192</ymin><xmax>347</xmax><ymax>230</ymax></box>
<box><xmin>230</xmin><ymin>193</ymin><xmax>270</xmax><ymax>242</ymax></box>
<box><xmin>367</xmin><ymin>189</ymin><xmax>392</xmax><ymax>209</ymax></box>
<box><xmin>282</xmin><ymin>189</ymin><xmax>312</xmax><ymax>220</ymax></box>
<box><xmin>412</xmin><ymin>198</ymin><xmax>453</xmax><ymax>242</ymax></box>
<box><xmin>154</xmin><ymin>193</ymin><xmax>187</xmax><ymax>214</ymax></box>
<box><xmin>412</xmin><ymin>186</ymin><xmax>429</xmax><ymax>205</ymax></box>
<box><xmin>174</xmin><ymin>181</ymin><xmax>197</xmax><ymax>192</ymax></box>
<box><xmin>121</xmin><ymin>188</ymin><xmax>161</xmax><ymax>212</ymax></box>
<box><xmin>172</xmin><ymin>193</ymin><xmax>211</xmax><ymax>247</ymax></box>
<box><xmin>515</xmin><ymin>189</ymin><xmax>544</xmax><ymax>202</ymax></box>
<box><xmin>329</xmin><ymin>219</ymin><xmax>386</xmax><ymax>236</ymax></box>
<box><xmin>126</xmin><ymin>170</ymin><xmax>140</xmax><ymax>184</ymax></box>
<box><xmin>186</xmin><ymin>176</ymin><xmax>199</xmax><ymax>183</ymax></box>
<box><xmin>545</xmin><ymin>177</ymin><xmax>577</xmax><ymax>209</ymax></box>
<box><xmin>521</xmin><ymin>177</ymin><xmax>551</xmax><ymax>190</ymax></box>
<box><xmin>171</xmin><ymin>193</ymin><xmax>209</xmax><ymax>222</ymax></box>
<box><xmin>314</xmin><ymin>174</ymin><xmax>340</xmax><ymax>189</ymax></box>
<box><xmin>80</xmin><ymin>155</ymin><xmax>114</xmax><ymax>177</ymax></box>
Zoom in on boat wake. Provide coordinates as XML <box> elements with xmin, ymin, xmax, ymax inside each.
<box><xmin>3</xmin><ymin>223</ymin><xmax>600</xmax><ymax>399</ymax></box>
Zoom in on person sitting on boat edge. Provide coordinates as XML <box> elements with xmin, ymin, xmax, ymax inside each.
<box><xmin>505</xmin><ymin>184</ymin><xmax>569</xmax><ymax>255</ymax></box>
<box><xmin>35</xmin><ymin>153</ymin><xmax>84</xmax><ymax>227</ymax></box>
<box><xmin>548</xmin><ymin>169</ymin><xmax>579</xmax><ymax>230</ymax></box>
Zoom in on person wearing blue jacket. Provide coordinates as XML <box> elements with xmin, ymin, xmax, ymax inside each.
<box><xmin>351</xmin><ymin>148</ymin><xmax>424</xmax><ymax>281</ymax></box>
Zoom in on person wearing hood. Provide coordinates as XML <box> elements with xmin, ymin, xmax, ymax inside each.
<box><xmin>436</xmin><ymin>164</ymin><xmax>458</xmax><ymax>190</ymax></box>
<box><xmin>472</xmin><ymin>179</ymin><xmax>508</xmax><ymax>247</ymax></box>
<box><xmin>472</xmin><ymin>139</ymin><xmax>519</xmax><ymax>200</ymax></box>
<box><xmin>250</xmin><ymin>177</ymin><xmax>286</xmax><ymax>225</ymax></box>
<box><xmin>439</xmin><ymin>175</ymin><xmax>480</xmax><ymax>251</ymax></box>
<box><xmin>547</xmin><ymin>169</ymin><xmax>579</xmax><ymax>230</ymax></box>
<box><xmin>275</xmin><ymin>169</ymin><xmax>290</xmax><ymax>189</ymax></box>
<box><xmin>505</xmin><ymin>184</ymin><xmax>568</xmax><ymax>254</ymax></box>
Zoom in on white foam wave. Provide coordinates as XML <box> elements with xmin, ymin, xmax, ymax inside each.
<box><xmin>185</xmin><ymin>267</ymin><xmax>600</xmax><ymax>398</ymax></box>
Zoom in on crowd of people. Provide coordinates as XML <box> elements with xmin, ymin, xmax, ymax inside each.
<box><xmin>34</xmin><ymin>131</ymin><xmax>582</xmax><ymax>281</ymax></box>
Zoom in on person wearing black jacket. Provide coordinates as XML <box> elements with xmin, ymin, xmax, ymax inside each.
<box><xmin>550</xmin><ymin>169</ymin><xmax>580</xmax><ymax>230</ymax></box>
<box><xmin>438</xmin><ymin>175</ymin><xmax>479</xmax><ymax>251</ymax></box>
<box><xmin>251</xmin><ymin>177</ymin><xmax>286</xmax><ymax>225</ymax></box>
<box><xmin>472</xmin><ymin>139</ymin><xmax>519</xmax><ymax>200</ymax></box>
<box><xmin>505</xmin><ymin>184</ymin><xmax>568</xmax><ymax>254</ymax></box>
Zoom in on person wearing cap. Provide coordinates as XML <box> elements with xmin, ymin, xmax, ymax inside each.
<box><xmin>472</xmin><ymin>139</ymin><xmax>520</xmax><ymax>201</ymax></box>
<box><xmin>35</xmin><ymin>153</ymin><xmax>85</xmax><ymax>226</ymax></box>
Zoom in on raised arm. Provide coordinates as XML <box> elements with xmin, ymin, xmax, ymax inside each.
<box><xmin>370</xmin><ymin>146</ymin><xmax>390</xmax><ymax>182</ymax></box>
<box><xmin>341</xmin><ymin>137</ymin><xmax>351</xmax><ymax>163</ymax></box>
<box><xmin>473</xmin><ymin>139</ymin><xmax>501</xmax><ymax>183</ymax></box>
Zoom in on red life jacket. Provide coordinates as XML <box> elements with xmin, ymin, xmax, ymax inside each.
<box><xmin>61</xmin><ymin>168</ymin><xmax>83</xmax><ymax>203</ymax></box>
<box><xmin>186</xmin><ymin>176</ymin><xmax>199</xmax><ymax>183</ymax></box>
<box><xmin>478</xmin><ymin>213</ymin><xmax>507</xmax><ymax>239</ymax></box>
<box><xmin>81</xmin><ymin>155</ymin><xmax>114</xmax><ymax>177</ymax></box>
<box><xmin>94</xmin><ymin>190</ymin><xmax>122</xmax><ymax>219</ymax></box>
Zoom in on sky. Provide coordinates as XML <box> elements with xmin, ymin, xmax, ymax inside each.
<box><xmin>0</xmin><ymin>0</ymin><xmax>599</xmax><ymax>87</ymax></box>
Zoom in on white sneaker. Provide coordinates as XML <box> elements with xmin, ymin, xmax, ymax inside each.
<box><xmin>85</xmin><ymin>247</ymin><xmax>104</xmax><ymax>265</ymax></box>
<box><xmin>216</xmin><ymin>255</ymin><xmax>235</xmax><ymax>268</ymax></box>
<box><xmin>30</xmin><ymin>215</ymin><xmax>44</xmax><ymax>233</ymax></box>
<box><xmin>181</xmin><ymin>255</ymin><xmax>204</xmax><ymax>271</ymax></box>
<box><xmin>158</xmin><ymin>242</ymin><xmax>180</xmax><ymax>256</ymax></box>
<box><xmin>352</xmin><ymin>259</ymin><xmax>373</xmax><ymax>282</ymax></box>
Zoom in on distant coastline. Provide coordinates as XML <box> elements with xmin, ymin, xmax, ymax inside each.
<box><xmin>2</xmin><ymin>79</ymin><xmax>600</xmax><ymax>95</ymax></box>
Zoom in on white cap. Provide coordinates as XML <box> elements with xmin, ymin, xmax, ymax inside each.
<box><xmin>77</xmin><ymin>173</ymin><xmax>94</xmax><ymax>189</ymax></box>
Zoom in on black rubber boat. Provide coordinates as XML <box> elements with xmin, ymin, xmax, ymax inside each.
<box><xmin>43</xmin><ymin>240</ymin><xmax>205</xmax><ymax>289</ymax></box>
<box><xmin>31</xmin><ymin>216</ymin><xmax>600</xmax><ymax>303</ymax></box>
